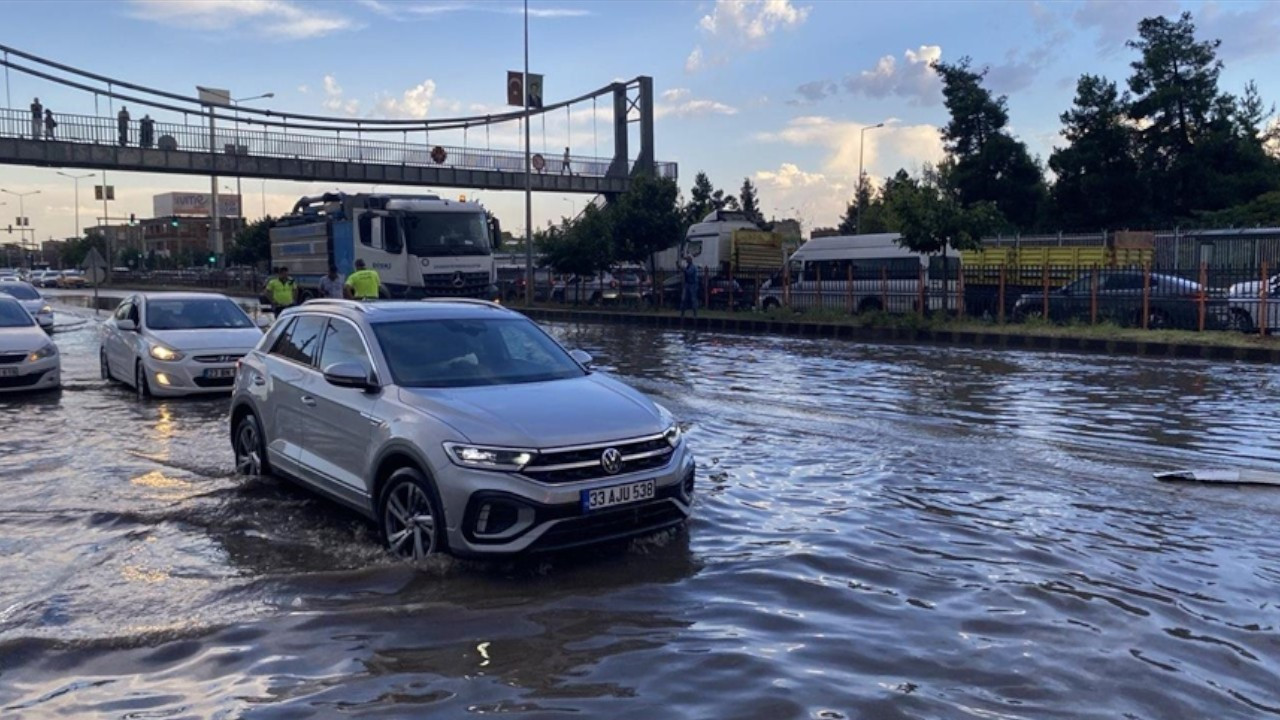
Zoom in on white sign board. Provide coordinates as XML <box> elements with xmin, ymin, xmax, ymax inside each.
<box><xmin>153</xmin><ymin>192</ymin><xmax>241</xmax><ymax>218</ymax></box>
<box><xmin>197</xmin><ymin>86</ymin><xmax>231</xmax><ymax>106</ymax></box>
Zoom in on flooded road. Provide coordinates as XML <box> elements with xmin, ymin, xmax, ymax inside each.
<box><xmin>2</xmin><ymin>299</ymin><xmax>1279</xmax><ymax>718</ymax></box>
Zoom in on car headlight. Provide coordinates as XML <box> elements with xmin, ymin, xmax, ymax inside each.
<box><xmin>149</xmin><ymin>344</ymin><xmax>185</xmax><ymax>362</ymax></box>
<box><xmin>663</xmin><ymin>423</ymin><xmax>683</xmax><ymax>447</ymax></box>
<box><xmin>443</xmin><ymin>443</ymin><xmax>536</xmax><ymax>471</ymax></box>
<box><xmin>39</xmin><ymin>305</ymin><xmax>53</xmax><ymax>314</ymax></box>
<box><xmin>27</xmin><ymin>343</ymin><xmax>57</xmax><ymax>362</ymax></box>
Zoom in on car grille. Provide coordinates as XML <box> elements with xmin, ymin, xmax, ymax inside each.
<box><xmin>194</xmin><ymin>353</ymin><xmax>245</xmax><ymax>364</ymax></box>
<box><xmin>521</xmin><ymin>435</ymin><xmax>675</xmax><ymax>484</ymax></box>
<box><xmin>528</xmin><ymin>497</ymin><xmax>688</xmax><ymax>553</ymax></box>
<box><xmin>0</xmin><ymin>352</ymin><xmax>27</xmax><ymax>365</ymax></box>
<box><xmin>0</xmin><ymin>370</ymin><xmax>47</xmax><ymax>388</ymax></box>
<box><xmin>193</xmin><ymin>376</ymin><xmax>236</xmax><ymax>388</ymax></box>
<box><xmin>422</xmin><ymin>271</ymin><xmax>492</xmax><ymax>298</ymax></box>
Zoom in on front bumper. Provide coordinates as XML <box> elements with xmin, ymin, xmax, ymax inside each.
<box><xmin>0</xmin><ymin>356</ymin><xmax>60</xmax><ymax>393</ymax></box>
<box><xmin>141</xmin><ymin>349</ymin><xmax>247</xmax><ymax>396</ymax></box>
<box><xmin>439</xmin><ymin>444</ymin><xmax>696</xmax><ymax>556</ymax></box>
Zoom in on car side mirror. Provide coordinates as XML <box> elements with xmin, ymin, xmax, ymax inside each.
<box><xmin>323</xmin><ymin>361</ymin><xmax>378</xmax><ymax>392</ymax></box>
<box><xmin>569</xmin><ymin>349</ymin><xmax>593</xmax><ymax>368</ymax></box>
<box><xmin>117</xmin><ymin>319</ymin><xmax>137</xmax><ymax>332</ymax></box>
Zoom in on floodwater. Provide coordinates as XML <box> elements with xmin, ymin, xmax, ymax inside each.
<box><xmin>2</xmin><ymin>298</ymin><xmax>1279</xmax><ymax>719</ymax></box>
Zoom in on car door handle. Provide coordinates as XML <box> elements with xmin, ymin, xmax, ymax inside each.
<box><xmin>300</xmin><ymin>395</ymin><xmax>317</xmax><ymax>407</ymax></box>
<box><xmin>252</xmin><ymin>375</ymin><xmax>266</xmax><ymax>386</ymax></box>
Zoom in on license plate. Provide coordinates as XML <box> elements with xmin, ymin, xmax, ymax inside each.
<box><xmin>204</xmin><ymin>368</ymin><xmax>236</xmax><ymax>379</ymax></box>
<box><xmin>0</xmin><ymin>367</ymin><xmax>16</xmax><ymax>377</ymax></box>
<box><xmin>581</xmin><ymin>479</ymin><xmax>656</xmax><ymax>512</ymax></box>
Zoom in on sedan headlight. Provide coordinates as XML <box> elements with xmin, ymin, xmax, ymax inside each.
<box><xmin>664</xmin><ymin>423</ymin><xmax>683</xmax><ymax>447</ymax></box>
<box><xmin>443</xmin><ymin>443</ymin><xmax>536</xmax><ymax>471</ymax></box>
<box><xmin>27</xmin><ymin>343</ymin><xmax>57</xmax><ymax>362</ymax></box>
<box><xmin>149</xmin><ymin>344</ymin><xmax>184</xmax><ymax>362</ymax></box>
<box><xmin>39</xmin><ymin>305</ymin><xmax>52</xmax><ymax>315</ymax></box>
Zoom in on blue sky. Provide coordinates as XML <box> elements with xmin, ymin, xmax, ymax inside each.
<box><xmin>3</xmin><ymin>0</ymin><xmax>1280</xmax><ymax>244</ymax></box>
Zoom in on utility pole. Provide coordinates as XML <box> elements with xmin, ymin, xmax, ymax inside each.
<box><xmin>523</xmin><ymin>0</ymin><xmax>533</xmax><ymax>305</ymax></box>
<box><xmin>233</xmin><ymin>93</ymin><xmax>273</xmax><ymax>220</ymax></box>
<box><xmin>856</xmin><ymin>122</ymin><xmax>885</xmax><ymax>234</ymax></box>
<box><xmin>57</xmin><ymin>171</ymin><xmax>95</xmax><ymax>241</ymax></box>
<box><xmin>1</xmin><ymin>188</ymin><xmax>40</xmax><ymax>257</ymax></box>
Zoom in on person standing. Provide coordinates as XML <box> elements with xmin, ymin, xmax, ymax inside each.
<box><xmin>30</xmin><ymin>98</ymin><xmax>42</xmax><ymax>140</ymax></box>
<box><xmin>680</xmin><ymin>254</ymin><xmax>699</xmax><ymax>319</ymax></box>
<box><xmin>43</xmin><ymin>110</ymin><xmax>57</xmax><ymax>140</ymax></box>
<box><xmin>140</xmin><ymin>115</ymin><xmax>155</xmax><ymax>149</ymax></box>
<box><xmin>344</xmin><ymin>258</ymin><xmax>381</xmax><ymax>300</ymax></box>
<box><xmin>263</xmin><ymin>265</ymin><xmax>296</xmax><ymax>315</ymax></box>
<box><xmin>117</xmin><ymin>106</ymin><xmax>131</xmax><ymax>147</ymax></box>
<box><xmin>561</xmin><ymin>146</ymin><xmax>573</xmax><ymax>176</ymax></box>
<box><xmin>318</xmin><ymin>264</ymin><xmax>345</xmax><ymax>299</ymax></box>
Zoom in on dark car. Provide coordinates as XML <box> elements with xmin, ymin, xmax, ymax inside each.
<box><xmin>644</xmin><ymin>274</ymin><xmax>749</xmax><ymax>311</ymax></box>
<box><xmin>1013</xmin><ymin>270</ymin><xmax>1223</xmax><ymax>329</ymax></box>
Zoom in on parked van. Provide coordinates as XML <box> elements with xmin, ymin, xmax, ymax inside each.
<box><xmin>758</xmin><ymin>233</ymin><xmax>960</xmax><ymax>314</ymax></box>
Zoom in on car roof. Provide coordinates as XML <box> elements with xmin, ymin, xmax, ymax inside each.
<box><xmin>137</xmin><ymin>291</ymin><xmax>234</xmax><ymax>301</ymax></box>
<box><xmin>287</xmin><ymin>298</ymin><xmax>518</xmax><ymax>323</ymax></box>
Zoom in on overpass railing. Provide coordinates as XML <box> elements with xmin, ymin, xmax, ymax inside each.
<box><xmin>0</xmin><ymin>108</ymin><xmax>677</xmax><ymax>180</ymax></box>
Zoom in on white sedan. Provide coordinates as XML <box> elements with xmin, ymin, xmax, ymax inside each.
<box><xmin>101</xmin><ymin>292</ymin><xmax>266</xmax><ymax>398</ymax></box>
<box><xmin>0</xmin><ymin>296</ymin><xmax>60</xmax><ymax>393</ymax></box>
<box><xmin>0</xmin><ymin>281</ymin><xmax>54</xmax><ymax>332</ymax></box>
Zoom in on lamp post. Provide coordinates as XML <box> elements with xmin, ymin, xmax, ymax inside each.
<box><xmin>563</xmin><ymin>197</ymin><xmax>575</xmax><ymax>219</ymax></box>
<box><xmin>523</xmin><ymin>0</ymin><xmax>533</xmax><ymax>305</ymax></box>
<box><xmin>856</xmin><ymin>122</ymin><xmax>885</xmax><ymax>234</ymax></box>
<box><xmin>56</xmin><ymin>171</ymin><xmax>95</xmax><ymax>241</ymax></box>
<box><xmin>1</xmin><ymin>188</ymin><xmax>41</xmax><ymax>253</ymax></box>
<box><xmin>232</xmin><ymin>92</ymin><xmax>273</xmax><ymax>219</ymax></box>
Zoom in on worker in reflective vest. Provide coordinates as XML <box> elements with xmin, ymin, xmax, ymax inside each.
<box><xmin>345</xmin><ymin>258</ymin><xmax>382</xmax><ymax>300</ymax></box>
<box><xmin>263</xmin><ymin>266</ymin><xmax>297</xmax><ymax>315</ymax></box>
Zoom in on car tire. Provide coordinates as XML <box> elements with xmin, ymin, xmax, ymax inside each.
<box><xmin>100</xmin><ymin>348</ymin><xmax>112</xmax><ymax>382</ymax></box>
<box><xmin>1146</xmin><ymin>309</ymin><xmax>1170</xmax><ymax>330</ymax></box>
<box><xmin>233</xmin><ymin>412</ymin><xmax>270</xmax><ymax>477</ymax></box>
<box><xmin>762</xmin><ymin>298</ymin><xmax>780</xmax><ymax>311</ymax></box>
<box><xmin>378</xmin><ymin>466</ymin><xmax>445</xmax><ymax>561</ymax></box>
<box><xmin>135</xmin><ymin>360</ymin><xmax>152</xmax><ymax>399</ymax></box>
<box><xmin>1227</xmin><ymin>309</ymin><xmax>1255</xmax><ymax>333</ymax></box>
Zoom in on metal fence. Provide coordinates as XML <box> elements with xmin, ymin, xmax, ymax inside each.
<box><xmin>0</xmin><ymin>108</ymin><xmax>676</xmax><ymax>179</ymax></box>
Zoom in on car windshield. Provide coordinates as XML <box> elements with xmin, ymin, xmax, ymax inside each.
<box><xmin>372</xmin><ymin>317</ymin><xmax>586</xmax><ymax>388</ymax></box>
<box><xmin>0</xmin><ymin>283</ymin><xmax>39</xmax><ymax>300</ymax></box>
<box><xmin>401</xmin><ymin>212</ymin><xmax>491</xmax><ymax>257</ymax></box>
<box><xmin>0</xmin><ymin>300</ymin><xmax>34</xmax><ymax>327</ymax></box>
<box><xmin>145</xmin><ymin>298</ymin><xmax>253</xmax><ymax>330</ymax></box>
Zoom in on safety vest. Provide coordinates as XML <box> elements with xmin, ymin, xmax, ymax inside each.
<box><xmin>346</xmin><ymin>269</ymin><xmax>381</xmax><ymax>299</ymax></box>
<box><xmin>265</xmin><ymin>277</ymin><xmax>295</xmax><ymax>306</ymax></box>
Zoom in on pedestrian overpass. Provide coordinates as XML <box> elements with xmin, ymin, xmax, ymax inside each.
<box><xmin>0</xmin><ymin>44</ymin><xmax>674</xmax><ymax>196</ymax></box>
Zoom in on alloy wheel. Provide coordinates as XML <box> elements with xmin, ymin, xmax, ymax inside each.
<box><xmin>234</xmin><ymin>418</ymin><xmax>263</xmax><ymax>476</ymax></box>
<box><xmin>383</xmin><ymin>481</ymin><xmax>437</xmax><ymax>560</ymax></box>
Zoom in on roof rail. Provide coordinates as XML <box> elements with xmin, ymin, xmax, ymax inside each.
<box><xmin>420</xmin><ymin>298</ymin><xmax>504</xmax><ymax>309</ymax></box>
<box><xmin>301</xmin><ymin>298</ymin><xmax>367</xmax><ymax>312</ymax></box>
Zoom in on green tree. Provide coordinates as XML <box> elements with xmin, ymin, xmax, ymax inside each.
<box><xmin>1049</xmin><ymin>74</ymin><xmax>1147</xmax><ymax>230</ymax></box>
<box><xmin>536</xmin><ymin>205</ymin><xmax>613</xmax><ymax>279</ymax></box>
<box><xmin>887</xmin><ymin>167</ymin><xmax>1001</xmax><ymax>255</ymax></box>
<box><xmin>684</xmin><ymin>171</ymin><xmax>716</xmax><ymax>227</ymax></box>
<box><xmin>609</xmin><ymin>175</ymin><xmax>683</xmax><ymax>272</ymax></box>
<box><xmin>838</xmin><ymin>170</ymin><xmax>916</xmax><ymax>235</ymax></box>
<box><xmin>59</xmin><ymin>235</ymin><xmax>109</xmax><ymax>269</ymax></box>
<box><xmin>933</xmin><ymin>57</ymin><xmax>1046</xmax><ymax>231</ymax></box>
<box><xmin>739</xmin><ymin>177</ymin><xmax>762</xmax><ymax>223</ymax></box>
<box><xmin>228</xmin><ymin>216</ymin><xmax>275</xmax><ymax>267</ymax></box>
<box><xmin>117</xmin><ymin>247</ymin><xmax>145</xmax><ymax>269</ymax></box>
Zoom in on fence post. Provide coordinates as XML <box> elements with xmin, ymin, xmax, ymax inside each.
<box><xmin>703</xmin><ymin>266</ymin><xmax>710</xmax><ymax>310</ymax></box>
<box><xmin>846</xmin><ymin>264</ymin><xmax>853</xmax><ymax>314</ymax></box>
<box><xmin>918</xmin><ymin>264</ymin><xmax>926</xmax><ymax>318</ymax></box>
<box><xmin>1141</xmin><ymin>262</ymin><xmax>1151</xmax><ymax>330</ymax></box>
<box><xmin>1090</xmin><ymin>266</ymin><xmax>1098</xmax><ymax>325</ymax></box>
<box><xmin>783</xmin><ymin>262</ymin><xmax>791</xmax><ymax>308</ymax></box>
<box><xmin>956</xmin><ymin>263</ymin><xmax>965</xmax><ymax>319</ymax></box>
<box><xmin>1262</xmin><ymin>261</ymin><xmax>1270</xmax><ymax>338</ymax></box>
<box><xmin>1041</xmin><ymin>263</ymin><xmax>1049</xmax><ymax>320</ymax></box>
<box><xmin>816</xmin><ymin>264</ymin><xmax>823</xmax><ymax>310</ymax></box>
<box><xmin>879</xmin><ymin>266</ymin><xmax>888</xmax><ymax>312</ymax></box>
<box><xmin>997</xmin><ymin>264</ymin><xmax>1006</xmax><ymax>324</ymax></box>
<box><xmin>1198</xmin><ymin>261</ymin><xmax>1207</xmax><ymax>332</ymax></box>
<box><xmin>728</xmin><ymin>262</ymin><xmax>735</xmax><ymax>313</ymax></box>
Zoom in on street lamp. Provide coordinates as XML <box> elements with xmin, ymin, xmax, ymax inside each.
<box><xmin>563</xmin><ymin>197</ymin><xmax>576</xmax><ymax>219</ymax></box>
<box><xmin>1</xmin><ymin>188</ymin><xmax>41</xmax><ymax>253</ymax></box>
<box><xmin>856</xmin><ymin>122</ymin><xmax>885</xmax><ymax>234</ymax></box>
<box><xmin>232</xmin><ymin>92</ymin><xmax>273</xmax><ymax>219</ymax></box>
<box><xmin>56</xmin><ymin>171</ymin><xmax>95</xmax><ymax>240</ymax></box>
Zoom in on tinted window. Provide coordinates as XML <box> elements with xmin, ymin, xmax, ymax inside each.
<box><xmin>358</xmin><ymin>214</ymin><xmax>374</xmax><ymax>247</ymax></box>
<box><xmin>0</xmin><ymin>299</ymin><xmax>33</xmax><ymax>327</ymax></box>
<box><xmin>1103</xmin><ymin>273</ymin><xmax>1142</xmax><ymax>291</ymax></box>
<box><xmin>383</xmin><ymin>216</ymin><xmax>403</xmax><ymax>254</ymax></box>
<box><xmin>114</xmin><ymin>301</ymin><xmax>133</xmax><ymax>321</ymax></box>
<box><xmin>145</xmin><ymin>299</ymin><xmax>253</xmax><ymax>330</ymax></box>
<box><xmin>271</xmin><ymin>315</ymin><xmax>325</xmax><ymax>366</ymax></box>
<box><xmin>371</xmin><ymin>317</ymin><xmax>585</xmax><ymax>388</ymax></box>
<box><xmin>317</xmin><ymin>319</ymin><xmax>371</xmax><ymax>371</ymax></box>
<box><xmin>0</xmin><ymin>283</ymin><xmax>39</xmax><ymax>300</ymax></box>
<box><xmin>403</xmin><ymin>212</ymin><xmax>490</xmax><ymax>257</ymax></box>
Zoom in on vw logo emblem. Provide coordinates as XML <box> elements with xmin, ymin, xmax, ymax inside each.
<box><xmin>600</xmin><ymin>447</ymin><xmax>623</xmax><ymax>475</ymax></box>
<box><xmin>452</xmin><ymin>271</ymin><xmax>466</xmax><ymax>289</ymax></box>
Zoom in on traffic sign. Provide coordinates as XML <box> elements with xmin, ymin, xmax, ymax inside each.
<box><xmin>82</xmin><ymin>246</ymin><xmax>108</xmax><ymax>272</ymax></box>
<box><xmin>85</xmin><ymin>266</ymin><xmax>107</xmax><ymax>285</ymax></box>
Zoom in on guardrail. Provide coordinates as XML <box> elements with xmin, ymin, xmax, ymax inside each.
<box><xmin>0</xmin><ymin>107</ymin><xmax>677</xmax><ymax>180</ymax></box>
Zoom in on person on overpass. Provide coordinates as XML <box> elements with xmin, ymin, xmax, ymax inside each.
<box><xmin>561</xmin><ymin>146</ymin><xmax>573</xmax><ymax>176</ymax></box>
<box><xmin>30</xmin><ymin>98</ymin><xmax>42</xmax><ymax>140</ymax></box>
<box><xmin>43</xmin><ymin>110</ymin><xmax>57</xmax><ymax>140</ymax></box>
<box><xmin>319</xmin><ymin>264</ymin><xmax>345</xmax><ymax>299</ymax></box>
<box><xmin>344</xmin><ymin>258</ymin><xmax>381</xmax><ymax>300</ymax></box>
<box><xmin>263</xmin><ymin>266</ymin><xmax>296</xmax><ymax>316</ymax></box>
<box><xmin>140</xmin><ymin>115</ymin><xmax>155</xmax><ymax>149</ymax></box>
<box><xmin>117</xmin><ymin>106</ymin><xmax>131</xmax><ymax>147</ymax></box>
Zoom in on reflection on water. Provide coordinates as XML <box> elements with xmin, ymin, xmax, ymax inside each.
<box><xmin>2</xmin><ymin>304</ymin><xmax>1279</xmax><ymax>718</ymax></box>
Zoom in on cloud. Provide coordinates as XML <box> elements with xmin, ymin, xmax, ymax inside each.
<box><xmin>1072</xmin><ymin>0</ymin><xmax>1178</xmax><ymax>53</ymax></box>
<box><xmin>358</xmin><ymin>0</ymin><xmax>590</xmax><ymax>20</ymax></box>
<box><xmin>376</xmin><ymin>79</ymin><xmax>438</xmax><ymax>119</ymax></box>
<box><xmin>841</xmin><ymin>45</ymin><xmax>942</xmax><ymax>106</ymax></box>
<box><xmin>755</xmin><ymin>163</ymin><xmax>828</xmax><ymax>189</ymax></box>
<box><xmin>296</xmin><ymin>84</ymin><xmax>310</xmax><ymax>94</ymax></box>
<box><xmin>686</xmin><ymin>0</ymin><xmax>810</xmax><ymax>72</ymax></box>
<box><xmin>322</xmin><ymin>75</ymin><xmax>360</xmax><ymax>116</ymax></box>
<box><xmin>1199</xmin><ymin>1</ymin><xmax>1280</xmax><ymax>62</ymax></box>
<box><xmin>655</xmin><ymin>89</ymin><xmax>738</xmax><ymax>119</ymax></box>
<box><xmin>756</xmin><ymin>116</ymin><xmax>945</xmax><ymax>184</ymax></box>
<box><xmin>685</xmin><ymin>46</ymin><xmax>705</xmax><ymax>74</ymax></box>
<box><xmin>127</xmin><ymin>0</ymin><xmax>355</xmax><ymax>39</ymax></box>
<box><xmin>793</xmin><ymin>81</ymin><xmax>836</xmax><ymax>103</ymax></box>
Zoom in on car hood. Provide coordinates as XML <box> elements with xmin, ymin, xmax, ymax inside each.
<box><xmin>0</xmin><ymin>324</ymin><xmax>53</xmax><ymax>353</ymax></box>
<box><xmin>398</xmin><ymin>373</ymin><xmax>667</xmax><ymax>448</ymax></box>
<box><xmin>145</xmin><ymin>327</ymin><xmax>264</xmax><ymax>351</ymax></box>
<box><xmin>18</xmin><ymin>298</ymin><xmax>48</xmax><ymax>312</ymax></box>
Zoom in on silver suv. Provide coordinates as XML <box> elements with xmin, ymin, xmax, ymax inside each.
<box><xmin>229</xmin><ymin>299</ymin><xmax>694</xmax><ymax>560</ymax></box>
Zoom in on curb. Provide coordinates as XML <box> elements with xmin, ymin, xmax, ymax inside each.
<box><xmin>520</xmin><ymin>308</ymin><xmax>1280</xmax><ymax>364</ymax></box>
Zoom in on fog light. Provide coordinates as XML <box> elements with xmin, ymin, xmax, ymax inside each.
<box><xmin>475</xmin><ymin>500</ymin><xmax>520</xmax><ymax>535</ymax></box>
<box><xmin>155</xmin><ymin>372</ymin><xmax>172</xmax><ymax>386</ymax></box>
<box><xmin>682</xmin><ymin>468</ymin><xmax>695</xmax><ymax>499</ymax></box>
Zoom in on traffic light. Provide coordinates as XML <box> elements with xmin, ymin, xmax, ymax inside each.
<box><xmin>170</xmin><ymin>217</ymin><xmax>179</xmax><ymax>228</ymax></box>
<box><xmin>208</xmin><ymin>253</ymin><xmax>217</xmax><ymax>265</ymax></box>
<box><xmin>129</xmin><ymin>213</ymin><xmax>137</xmax><ymax>226</ymax></box>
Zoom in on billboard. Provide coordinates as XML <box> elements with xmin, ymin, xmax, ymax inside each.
<box><xmin>153</xmin><ymin>192</ymin><xmax>242</xmax><ymax>218</ymax></box>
